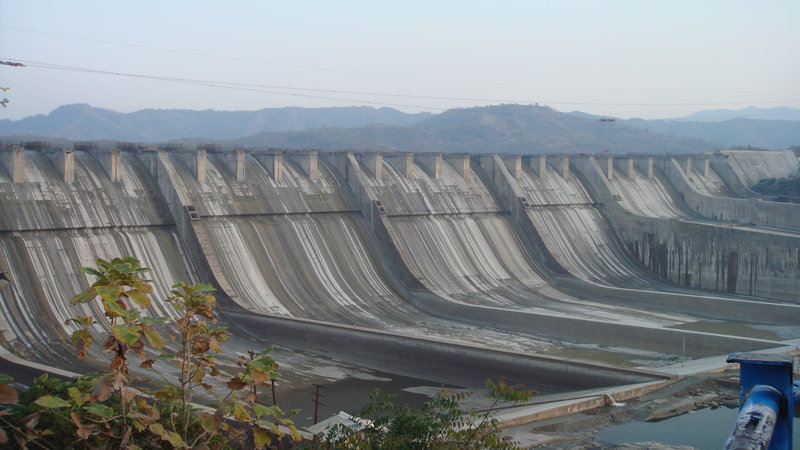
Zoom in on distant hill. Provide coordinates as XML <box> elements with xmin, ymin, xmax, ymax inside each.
<box><xmin>625</xmin><ymin>118</ymin><xmax>800</xmax><ymax>150</ymax></box>
<box><xmin>231</xmin><ymin>104</ymin><xmax>717</xmax><ymax>154</ymax></box>
<box><xmin>0</xmin><ymin>104</ymin><xmax>433</xmax><ymax>141</ymax></box>
<box><xmin>4</xmin><ymin>103</ymin><xmax>796</xmax><ymax>153</ymax></box>
<box><xmin>677</xmin><ymin>106</ymin><xmax>800</xmax><ymax>122</ymax></box>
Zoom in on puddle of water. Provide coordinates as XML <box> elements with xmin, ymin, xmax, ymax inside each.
<box><xmin>597</xmin><ymin>406</ymin><xmax>800</xmax><ymax>448</ymax></box>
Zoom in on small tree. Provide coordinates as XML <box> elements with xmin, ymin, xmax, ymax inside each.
<box><xmin>319</xmin><ymin>378</ymin><xmax>535</xmax><ymax>449</ymax></box>
<box><xmin>0</xmin><ymin>256</ymin><xmax>300</xmax><ymax>449</ymax></box>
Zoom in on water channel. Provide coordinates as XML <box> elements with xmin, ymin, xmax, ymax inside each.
<box><xmin>597</xmin><ymin>406</ymin><xmax>800</xmax><ymax>449</ymax></box>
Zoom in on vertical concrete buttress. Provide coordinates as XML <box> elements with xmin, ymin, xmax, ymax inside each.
<box><xmin>533</xmin><ymin>155</ymin><xmax>547</xmax><ymax>178</ymax></box>
<box><xmin>235</xmin><ymin>150</ymin><xmax>246</xmax><ymax>181</ymax></box>
<box><xmin>110</xmin><ymin>149</ymin><xmax>122</xmax><ymax>183</ymax></box>
<box><xmin>623</xmin><ymin>158</ymin><xmax>634</xmax><ymax>177</ymax></box>
<box><xmin>416</xmin><ymin>153</ymin><xmax>442</xmax><ymax>179</ymax></box>
<box><xmin>403</xmin><ymin>152</ymin><xmax>414</xmax><ymax>179</ymax></box>
<box><xmin>647</xmin><ymin>157</ymin><xmax>654</xmax><ymax>178</ymax></box>
<box><xmin>302</xmin><ymin>151</ymin><xmax>319</xmax><ymax>181</ymax></box>
<box><xmin>685</xmin><ymin>156</ymin><xmax>692</xmax><ymax>177</ymax></box>
<box><xmin>510</xmin><ymin>155</ymin><xmax>522</xmax><ymax>179</ymax></box>
<box><xmin>446</xmin><ymin>153</ymin><xmax>470</xmax><ymax>179</ymax></box>
<box><xmin>195</xmin><ymin>149</ymin><xmax>207</xmax><ymax>181</ymax></box>
<box><xmin>364</xmin><ymin>152</ymin><xmax>383</xmax><ymax>181</ymax></box>
<box><xmin>562</xmin><ymin>155</ymin><xmax>570</xmax><ymax>179</ymax></box>
<box><xmin>272</xmin><ymin>151</ymin><xmax>283</xmax><ymax>182</ymax></box>
<box><xmin>63</xmin><ymin>148</ymin><xmax>74</xmax><ymax>184</ymax></box>
<box><xmin>307</xmin><ymin>152</ymin><xmax>319</xmax><ymax>181</ymax></box>
<box><xmin>12</xmin><ymin>147</ymin><xmax>25</xmax><ymax>183</ymax></box>
<box><xmin>703</xmin><ymin>158</ymin><xmax>710</xmax><ymax>178</ymax></box>
<box><xmin>606</xmin><ymin>156</ymin><xmax>614</xmax><ymax>180</ymax></box>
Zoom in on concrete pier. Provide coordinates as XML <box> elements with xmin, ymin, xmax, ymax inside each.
<box><xmin>234</xmin><ymin>149</ymin><xmax>246</xmax><ymax>181</ymax></box>
<box><xmin>12</xmin><ymin>147</ymin><xmax>25</xmax><ymax>183</ymax></box>
<box><xmin>685</xmin><ymin>156</ymin><xmax>692</xmax><ymax>177</ymax></box>
<box><xmin>403</xmin><ymin>152</ymin><xmax>414</xmax><ymax>179</ymax></box>
<box><xmin>508</xmin><ymin>155</ymin><xmax>522</xmax><ymax>179</ymax></box>
<box><xmin>445</xmin><ymin>153</ymin><xmax>470</xmax><ymax>179</ymax></box>
<box><xmin>703</xmin><ymin>158</ymin><xmax>710</xmax><ymax>178</ymax></box>
<box><xmin>109</xmin><ymin>149</ymin><xmax>122</xmax><ymax>182</ymax></box>
<box><xmin>218</xmin><ymin>149</ymin><xmax>246</xmax><ymax>181</ymax></box>
<box><xmin>562</xmin><ymin>155</ymin><xmax>570</xmax><ymax>179</ymax></box>
<box><xmin>532</xmin><ymin>155</ymin><xmax>547</xmax><ymax>178</ymax></box>
<box><xmin>606</xmin><ymin>156</ymin><xmax>614</xmax><ymax>180</ymax></box>
<box><xmin>262</xmin><ymin>151</ymin><xmax>283</xmax><ymax>182</ymax></box>
<box><xmin>195</xmin><ymin>149</ymin><xmax>207</xmax><ymax>181</ymax></box>
<box><xmin>622</xmin><ymin>158</ymin><xmax>635</xmax><ymax>178</ymax></box>
<box><xmin>251</xmin><ymin>151</ymin><xmax>283</xmax><ymax>181</ymax></box>
<box><xmin>417</xmin><ymin>153</ymin><xmax>442</xmax><ymax>179</ymax></box>
<box><xmin>363</xmin><ymin>152</ymin><xmax>383</xmax><ymax>181</ymax></box>
<box><xmin>273</xmin><ymin>151</ymin><xmax>283</xmax><ymax>182</ymax></box>
<box><xmin>299</xmin><ymin>151</ymin><xmax>318</xmax><ymax>181</ymax></box>
<box><xmin>62</xmin><ymin>148</ymin><xmax>74</xmax><ymax>184</ymax></box>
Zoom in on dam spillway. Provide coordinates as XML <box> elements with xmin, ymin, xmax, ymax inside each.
<box><xmin>1</xmin><ymin>144</ymin><xmax>799</xmax><ymax>394</ymax></box>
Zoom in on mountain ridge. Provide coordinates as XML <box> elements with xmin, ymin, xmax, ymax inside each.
<box><xmin>0</xmin><ymin>104</ymin><xmax>433</xmax><ymax>141</ymax></box>
<box><xmin>677</xmin><ymin>106</ymin><xmax>800</xmax><ymax>122</ymax></box>
<box><xmin>227</xmin><ymin>104</ymin><xmax>718</xmax><ymax>154</ymax></box>
<box><xmin>2</xmin><ymin>103</ymin><xmax>798</xmax><ymax>152</ymax></box>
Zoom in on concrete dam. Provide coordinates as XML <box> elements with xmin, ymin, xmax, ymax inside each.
<box><xmin>1</xmin><ymin>144</ymin><xmax>799</xmax><ymax>397</ymax></box>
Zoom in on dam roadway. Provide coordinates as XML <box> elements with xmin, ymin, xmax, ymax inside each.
<box><xmin>0</xmin><ymin>145</ymin><xmax>798</xmax><ymax>396</ymax></box>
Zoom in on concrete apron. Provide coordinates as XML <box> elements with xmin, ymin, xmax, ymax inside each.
<box><xmin>494</xmin><ymin>378</ymin><xmax>678</xmax><ymax>428</ymax></box>
<box><xmin>492</xmin><ymin>340</ymin><xmax>800</xmax><ymax>428</ymax></box>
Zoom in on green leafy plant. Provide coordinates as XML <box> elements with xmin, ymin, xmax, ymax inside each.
<box><xmin>319</xmin><ymin>378</ymin><xmax>535</xmax><ymax>449</ymax></box>
<box><xmin>0</xmin><ymin>256</ymin><xmax>300</xmax><ymax>449</ymax></box>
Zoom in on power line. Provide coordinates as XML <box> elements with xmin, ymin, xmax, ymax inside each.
<box><xmin>2</xmin><ymin>58</ymin><xmax>448</xmax><ymax>111</ymax></box>
<box><xmin>2</xmin><ymin>57</ymin><xmax>799</xmax><ymax>111</ymax></box>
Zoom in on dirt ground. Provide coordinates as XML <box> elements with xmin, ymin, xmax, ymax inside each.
<box><xmin>503</xmin><ymin>370</ymin><xmax>743</xmax><ymax>449</ymax></box>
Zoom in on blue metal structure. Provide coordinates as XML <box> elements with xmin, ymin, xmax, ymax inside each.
<box><xmin>724</xmin><ymin>353</ymin><xmax>796</xmax><ymax>450</ymax></box>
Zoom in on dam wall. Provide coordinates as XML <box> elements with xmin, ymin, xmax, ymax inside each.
<box><xmin>334</xmin><ymin>150</ymin><xmax>797</xmax><ymax>354</ymax></box>
<box><xmin>720</xmin><ymin>149</ymin><xmax>799</xmax><ymax>187</ymax></box>
<box><xmin>707</xmin><ymin>153</ymin><xmax>760</xmax><ymax>198</ymax></box>
<box><xmin>572</xmin><ymin>155</ymin><xmax>800</xmax><ymax>301</ymax></box>
<box><xmin>0</xmin><ymin>148</ymin><xmax>202</xmax><ymax>371</ymax></box>
<box><xmin>658</xmin><ymin>157</ymin><xmax>800</xmax><ymax>230</ymax></box>
<box><xmin>473</xmin><ymin>153</ymin><xmax>800</xmax><ymax>325</ymax></box>
<box><xmin>2</xmin><ymin>145</ymin><xmax>800</xmax><ymax>392</ymax></box>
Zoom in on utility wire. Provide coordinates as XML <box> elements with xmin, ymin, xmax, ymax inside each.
<box><xmin>2</xmin><ymin>58</ymin><xmax>448</xmax><ymax>111</ymax></box>
<box><xmin>2</xmin><ymin>57</ymin><xmax>799</xmax><ymax>111</ymax></box>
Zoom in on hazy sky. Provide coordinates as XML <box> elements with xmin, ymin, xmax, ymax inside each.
<box><xmin>1</xmin><ymin>1</ymin><xmax>798</xmax><ymax>120</ymax></box>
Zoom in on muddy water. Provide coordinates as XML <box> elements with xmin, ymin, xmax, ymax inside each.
<box><xmin>597</xmin><ymin>406</ymin><xmax>800</xmax><ymax>448</ymax></box>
